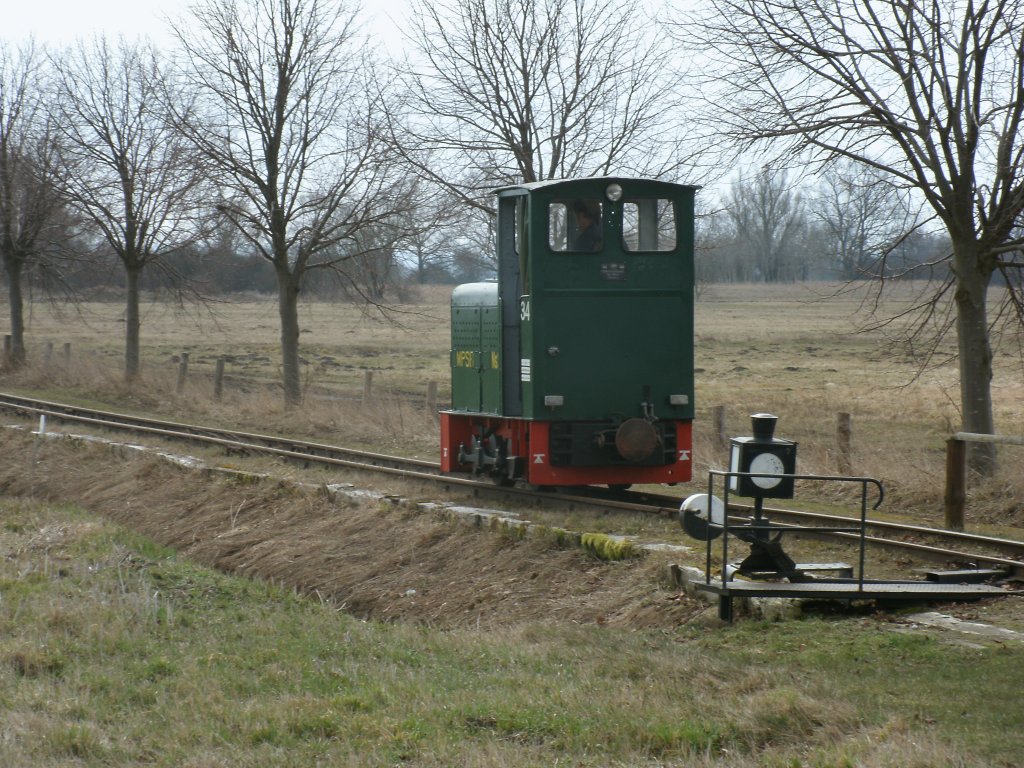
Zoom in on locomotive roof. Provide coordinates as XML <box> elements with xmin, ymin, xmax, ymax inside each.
<box><xmin>493</xmin><ymin>176</ymin><xmax>700</xmax><ymax>196</ymax></box>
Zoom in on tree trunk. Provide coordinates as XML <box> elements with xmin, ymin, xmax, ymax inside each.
<box><xmin>953</xmin><ymin>242</ymin><xmax>996</xmax><ymax>475</ymax></box>
<box><xmin>125</xmin><ymin>265</ymin><xmax>142</xmax><ymax>381</ymax></box>
<box><xmin>4</xmin><ymin>256</ymin><xmax>26</xmax><ymax>368</ymax></box>
<box><xmin>277</xmin><ymin>270</ymin><xmax>302</xmax><ymax>409</ymax></box>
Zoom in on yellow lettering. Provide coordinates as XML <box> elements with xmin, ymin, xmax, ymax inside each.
<box><xmin>491</xmin><ymin>351</ymin><xmax>499</xmax><ymax>369</ymax></box>
<box><xmin>455</xmin><ymin>350</ymin><xmax>475</xmax><ymax>368</ymax></box>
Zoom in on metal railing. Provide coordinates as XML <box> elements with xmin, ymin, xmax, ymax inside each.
<box><xmin>702</xmin><ymin>470</ymin><xmax>886</xmax><ymax>592</ymax></box>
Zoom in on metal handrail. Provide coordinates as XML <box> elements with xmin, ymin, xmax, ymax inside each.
<box><xmin>703</xmin><ymin>470</ymin><xmax>885</xmax><ymax>593</ymax></box>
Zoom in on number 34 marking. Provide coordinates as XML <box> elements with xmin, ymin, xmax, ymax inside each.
<box><xmin>520</xmin><ymin>297</ymin><xmax>531</xmax><ymax>322</ymax></box>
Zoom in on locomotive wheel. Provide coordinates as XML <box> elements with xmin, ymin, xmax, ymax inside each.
<box><xmin>478</xmin><ymin>433</ymin><xmax>514</xmax><ymax>486</ymax></box>
<box><xmin>489</xmin><ymin>436</ymin><xmax>516</xmax><ymax>486</ymax></box>
<box><xmin>469</xmin><ymin>437</ymin><xmax>485</xmax><ymax>474</ymax></box>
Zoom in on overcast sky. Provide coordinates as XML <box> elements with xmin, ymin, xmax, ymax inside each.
<box><xmin>2</xmin><ymin>0</ymin><xmax>407</xmax><ymax>52</ymax></box>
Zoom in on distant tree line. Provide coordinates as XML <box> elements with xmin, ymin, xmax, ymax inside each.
<box><xmin>696</xmin><ymin>164</ymin><xmax>951</xmax><ymax>285</ymax></box>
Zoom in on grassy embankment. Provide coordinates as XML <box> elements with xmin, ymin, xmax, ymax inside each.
<box><xmin>2</xmin><ymin>495</ymin><xmax>1023</xmax><ymax>767</ymax></box>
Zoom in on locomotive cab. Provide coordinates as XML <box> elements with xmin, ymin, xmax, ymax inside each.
<box><xmin>441</xmin><ymin>177</ymin><xmax>697</xmax><ymax>488</ymax></box>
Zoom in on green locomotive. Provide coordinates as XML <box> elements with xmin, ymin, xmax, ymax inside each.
<box><xmin>440</xmin><ymin>177</ymin><xmax>697</xmax><ymax>487</ymax></box>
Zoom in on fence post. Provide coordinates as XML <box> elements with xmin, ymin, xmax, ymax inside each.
<box><xmin>363</xmin><ymin>370</ymin><xmax>373</xmax><ymax>402</ymax></box>
<box><xmin>214</xmin><ymin>356</ymin><xmax>226</xmax><ymax>400</ymax></box>
<box><xmin>63</xmin><ymin>342</ymin><xmax>71</xmax><ymax>367</ymax></box>
<box><xmin>712</xmin><ymin>405</ymin><xmax>727</xmax><ymax>449</ymax></box>
<box><xmin>944</xmin><ymin>437</ymin><xmax>966</xmax><ymax>531</ymax></box>
<box><xmin>176</xmin><ymin>352</ymin><xmax>190</xmax><ymax>394</ymax></box>
<box><xmin>836</xmin><ymin>411</ymin><xmax>852</xmax><ymax>475</ymax></box>
<box><xmin>44</xmin><ymin>342</ymin><xmax>54</xmax><ymax>366</ymax></box>
<box><xmin>2</xmin><ymin>335</ymin><xmax>10</xmax><ymax>368</ymax></box>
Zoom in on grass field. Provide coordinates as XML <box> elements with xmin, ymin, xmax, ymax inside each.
<box><xmin>5</xmin><ymin>282</ymin><xmax>1023</xmax><ymax>525</ymax></box>
<box><xmin>1</xmin><ymin>446</ymin><xmax>1022</xmax><ymax>767</ymax></box>
<box><xmin>1</xmin><ymin>282</ymin><xmax>1023</xmax><ymax>766</ymax></box>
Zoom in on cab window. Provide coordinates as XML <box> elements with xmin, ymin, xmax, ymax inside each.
<box><xmin>549</xmin><ymin>199</ymin><xmax>603</xmax><ymax>252</ymax></box>
<box><xmin>622</xmin><ymin>199</ymin><xmax>676</xmax><ymax>252</ymax></box>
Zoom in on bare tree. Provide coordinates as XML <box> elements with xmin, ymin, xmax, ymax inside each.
<box><xmin>398</xmin><ymin>0</ymin><xmax>687</xmax><ymax>209</ymax></box>
<box><xmin>174</xmin><ymin>0</ymin><xmax>408</xmax><ymax>407</ymax></box>
<box><xmin>693</xmin><ymin>207</ymin><xmax>737</xmax><ymax>285</ymax></box>
<box><xmin>727</xmin><ymin>168</ymin><xmax>807</xmax><ymax>282</ymax></box>
<box><xmin>812</xmin><ymin>161</ymin><xmax>920</xmax><ymax>281</ymax></box>
<box><xmin>379</xmin><ymin>178</ymin><xmax>500</xmax><ymax>285</ymax></box>
<box><xmin>397</xmin><ymin>188</ymin><xmax>468</xmax><ymax>284</ymax></box>
<box><xmin>405</xmin><ymin>217</ymin><xmax>457</xmax><ymax>284</ymax></box>
<box><xmin>51</xmin><ymin>37</ymin><xmax>210</xmax><ymax>381</ymax></box>
<box><xmin>680</xmin><ymin>0</ymin><xmax>1024</xmax><ymax>473</ymax></box>
<box><xmin>0</xmin><ymin>41</ymin><xmax>65</xmax><ymax>368</ymax></box>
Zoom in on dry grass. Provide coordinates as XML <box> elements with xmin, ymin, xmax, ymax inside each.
<box><xmin>0</xmin><ymin>429</ymin><xmax>698</xmax><ymax>630</ymax></box>
<box><xmin>9</xmin><ymin>292</ymin><xmax>447</xmax><ymax>458</ymax></box>
<box><xmin>689</xmin><ymin>282</ymin><xmax>1024</xmax><ymax>529</ymax></box>
<box><xmin>3</xmin><ymin>285</ymin><xmax>1024</xmax><ymax>767</ymax></box>
<box><xmin>3</xmin><ymin>281</ymin><xmax>1024</xmax><ymax>528</ymax></box>
<box><xmin>2</xmin><ymin>428</ymin><xmax>1023</xmax><ymax>767</ymax></box>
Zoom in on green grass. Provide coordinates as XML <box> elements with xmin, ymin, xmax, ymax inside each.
<box><xmin>2</xmin><ymin>497</ymin><xmax>1023</xmax><ymax>766</ymax></box>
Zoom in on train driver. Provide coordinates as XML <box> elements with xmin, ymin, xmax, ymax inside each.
<box><xmin>571</xmin><ymin>199</ymin><xmax>603</xmax><ymax>251</ymax></box>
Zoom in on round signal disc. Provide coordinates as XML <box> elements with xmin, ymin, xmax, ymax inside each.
<box><xmin>679</xmin><ymin>493</ymin><xmax>725</xmax><ymax>541</ymax></box>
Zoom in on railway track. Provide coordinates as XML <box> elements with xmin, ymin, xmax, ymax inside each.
<box><xmin>626</xmin><ymin>488</ymin><xmax>1024</xmax><ymax>575</ymax></box>
<box><xmin>3</xmin><ymin>391</ymin><xmax>1023</xmax><ymax>577</ymax></box>
<box><xmin>0</xmin><ymin>391</ymin><xmax>440</xmax><ymax>475</ymax></box>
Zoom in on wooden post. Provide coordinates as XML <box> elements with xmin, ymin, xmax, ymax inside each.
<box><xmin>363</xmin><ymin>370</ymin><xmax>373</xmax><ymax>402</ymax></box>
<box><xmin>2</xmin><ymin>335</ymin><xmax>10</xmax><ymax>368</ymax></box>
<box><xmin>944</xmin><ymin>437</ymin><xmax>966</xmax><ymax>531</ymax></box>
<box><xmin>44</xmin><ymin>341</ymin><xmax>54</xmax><ymax>366</ymax></box>
<box><xmin>426</xmin><ymin>380</ymin><xmax>438</xmax><ymax>421</ymax></box>
<box><xmin>176</xmin><ymin>352</ymin><xmax>190</xmax><ymax>394</ymax></box>
<box><xmin>836</xmin><ymin>411</ymin><xmax>852</xmax><ymax>475</ymax></box>
<box><xmin>214</xmin><ymin>356</ymin><xmax>226</xmax><ymax>400</ymax></box>
<box><xmin>712</xmin><ymin>405</ymin><xmax>727</xmax><ymax>448</ymax></box>
<box><xmin>63</xmin><ymin>342</ymin><xmax>71</xmax><ymax>367</ymax></box>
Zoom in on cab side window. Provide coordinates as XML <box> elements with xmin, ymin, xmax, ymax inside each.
<box><xmin>622</xmin><ymin>199</ymin><xmax>676</xmax><ymax>252</ymax></box>
<box><xmin>516</xmin><ymin>197</ymin><xmax>529</xmax><ymax>293</ymax></box>
<box><xmin>549</xmin><ymin>199</ymin><xmax>603</xmax><ymax>252</ymax></box>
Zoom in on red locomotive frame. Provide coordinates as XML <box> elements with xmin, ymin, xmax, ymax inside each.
<box><xmin>441</xmin><ymin>412</ymin><xmax>692</xmax><ymax>487</ymax></box>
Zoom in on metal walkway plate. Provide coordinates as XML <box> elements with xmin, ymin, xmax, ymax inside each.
<box><xmin>695</xmin><ymin>580</ymin><xmax>1016</xmax><ymax>601</ymax></box>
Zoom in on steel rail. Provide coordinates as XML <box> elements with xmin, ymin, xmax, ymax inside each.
<box><xmin>629</xmin><ymin>489</ymin><xmax>1024</xmax><ymax>563</ymax></box>
<box><xmin>3</xmin><ymin>391</ymin><xmax>1023</xmax><ymax>573</ymax></box>
<box><xmin>0</xmin><ymin>392</ymin><xmax>649</xmax><ymax>512</ymax></box>
<box><xmin>802</xmin><ymin>528</ymin><xmax>1024</xmax><ymax>572</ymax></box>
<box><xmin>0</xmin><ymin>392</ymin><xmax>437</xmax><ymax>473</ymax></box>
<box><xmin>751</xmin><ymin>504</ymin><xmax>1024</xmax><ymax>559</ymax></box>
